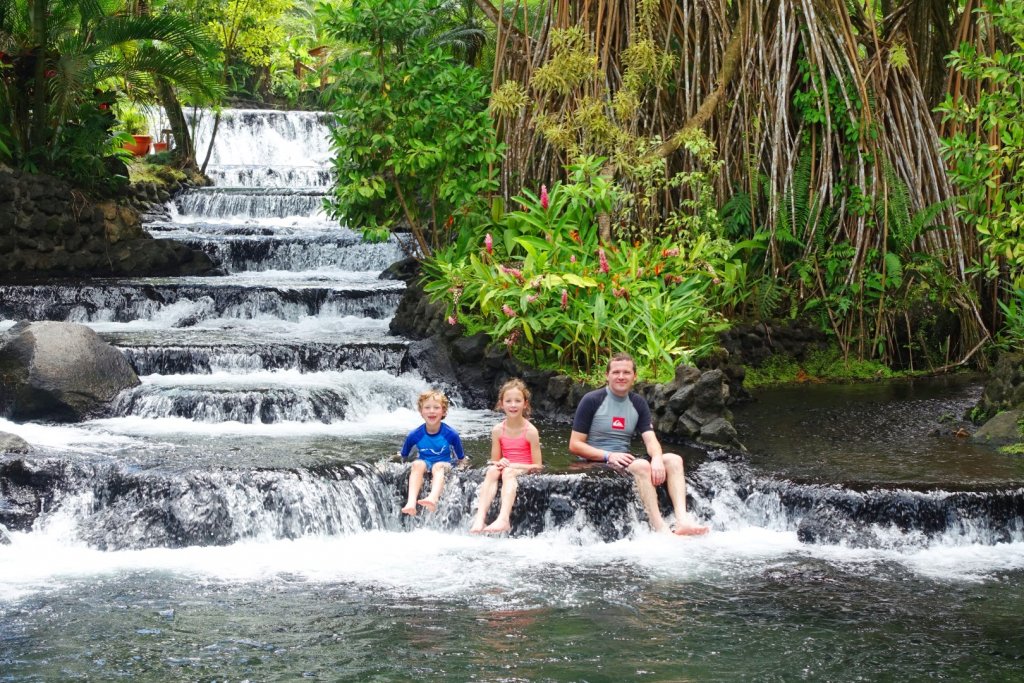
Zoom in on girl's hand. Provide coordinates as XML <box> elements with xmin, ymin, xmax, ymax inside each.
<box><xmin>498</xmin><ymin>457</ymin><xmax>511</xmax><ymax>469</ymax></box>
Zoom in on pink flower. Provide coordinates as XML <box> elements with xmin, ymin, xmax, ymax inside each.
<box><xmin>540</xmin><ymin>184</ymin><xmax>549</xmax><ymax>210</ymax></box>
<box><xmin>484</xmin><ymin>233</ymin><xmax>493</xmax><ymax>254</ymax></box>
<box><xmin>447</xmin><ymin>315</ymin><xmax>458</xmax><ymax>325</ymax></box>
<box><xmin>499</xmin><ymin>264</ymin><xmax>524</xmax><ymax>282</ymax></box>
<box><xmin>526</xmin><ymin>294</ymin><xmax>538</xmax><ymax>303</ymax></box>
<box><xmin>598</xmin><ymin>248</ymin><xmax>610</xmax><ymax>274</ymax></box>
<box><xmin>502</xmin><ymin>304</ymin><xmax>517</xmax><ymax>317</ymax></box>
<box><xmin>570</xmin><ymin>255</ymin><xmax>576</xmax><ymax>263</ymax></box>
<box><xmin>613</xmin><ymin>287</ymin><xmax>629</xmax><ymax>299</ymax></box>
<box><xmin>661</xmin><ymin>247</ymin><xmax>680</xmax><ymax>257</ymax></box>
<box><xmin>503</xmin><ymin>329</ymin><xmax>521</xmax><ymax>347</ymax></box>
<box><xmin>560</xmin><ymin>289</ymin><xmax>568</xmax><ymax>310</ymax></box>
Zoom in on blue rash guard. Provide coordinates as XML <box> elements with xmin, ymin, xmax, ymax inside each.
<box><xmin>571</xmin><ymin>387</ymin><xmax>654</xmax><ymax>454</ymax></box>
<box><xmin>399</xmin><ymin>422</ymin><xmax>465</xmax><ymax>467</ymax></box>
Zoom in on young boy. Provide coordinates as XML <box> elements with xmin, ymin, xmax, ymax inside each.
<box><xmin>399</xmin><ymin>390</ymin><xmax>465</xmax><ymax>515</ymax></box>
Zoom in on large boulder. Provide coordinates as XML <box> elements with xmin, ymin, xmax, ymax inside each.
<box><xmin>0</xmin><ymin>431</ymin><xmax>30</xmax><ymax>453</ymax></box>
<box><xmin>0</xmin><ymin>321</ymin><xmax>140</xmax><ymax>422</ymax></box>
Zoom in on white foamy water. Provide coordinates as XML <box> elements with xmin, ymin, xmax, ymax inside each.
<box><xmin>4</xmin><ymin>521</ymin><xmax>1023</xmax><ymax>606</ymax></box>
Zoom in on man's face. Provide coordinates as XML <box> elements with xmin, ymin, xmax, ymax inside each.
<box><xmin>606</xmin><ymin>359</ymin><xmax>637</xmax><ymax>397</ymax></box>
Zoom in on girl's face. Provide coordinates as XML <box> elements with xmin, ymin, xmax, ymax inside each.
<box><xmin>500</xmin><ymin>388</ymin><xmax>526</xmax><ymax>418</ymax></box>
<box><xmin>419</xmin><ymin>399</ymin><xmax>445</xmax><ymax>426</ymax></box>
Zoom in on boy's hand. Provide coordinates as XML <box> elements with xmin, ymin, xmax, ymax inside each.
<box><xmin>390</xmin><ymin>452</ymin><xmax>404</xmax><ymax>463</ymax></box>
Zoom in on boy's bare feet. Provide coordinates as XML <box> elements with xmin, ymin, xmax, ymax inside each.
<box><xmin>401</xmin><ymin>504</ymin><xmax>417</xmax><ymax>516</ymax></box>
<box><xmin>482</xmin><ymin>520</ymin><xmax>510</xmax><ymax>534</ymax></box>
<box><xmin>417</xmin><ymin>498</ymin><xmax>437</xmax><ymax>512</ymax></box>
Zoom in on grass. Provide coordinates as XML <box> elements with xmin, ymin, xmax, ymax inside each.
<box><xmin>744</xmin><ymin>347</ymin><xmax>898</xmax><ymax>388</ymax></box>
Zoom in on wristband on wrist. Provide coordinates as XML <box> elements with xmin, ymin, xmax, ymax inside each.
<box><xmin>603</xmin><ymin>451</ymin><xmax>609</xmax><ymax>464</ymax></box>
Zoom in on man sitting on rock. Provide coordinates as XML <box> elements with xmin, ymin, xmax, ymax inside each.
<box><xmin>569</xmin><ymin>352</ymin><xmax>709</xmax><ymax>536</ymax></box>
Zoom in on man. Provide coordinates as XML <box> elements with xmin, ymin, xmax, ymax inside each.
<box><xmin>569</xmin><ymin>352</ymin><xmax>709</xmax><ymax>535</ymax></box>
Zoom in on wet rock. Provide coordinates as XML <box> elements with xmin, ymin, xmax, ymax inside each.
<box><xmin>0</xmin><ymin>524</ymin><xmax>9</xmax><ymax>545</ymax></box>
<box><xmin>971</xmin><ymin>409</ymin><xmax>1024</xmax><ymax>447</ymax></box>
<box><xmin>0</xmin><ymin>432</ymin><xmax>30</xmax><ymax>454</ymax></box>
<box><xmin>0</xmin><ymin>321</ymin><xmax>140</xmax><ymax>422</ymax></box>
<box><xmin>0</xmin><ymin>456</ymin><xmax>71</xmax><ymax>531</ymax></box>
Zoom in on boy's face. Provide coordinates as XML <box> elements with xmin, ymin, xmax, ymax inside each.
<box><xmin>419</xmin><ymin>399</ymin><xmax>446</xmax><ymax>427</ymax></box>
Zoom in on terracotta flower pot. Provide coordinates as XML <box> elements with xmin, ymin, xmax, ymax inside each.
<box><xmin>152</xmin><ymin>141</ymin><xmax>169</xmax><ymax>154</ymax></box>
<box><xmin>123</xmin><ymin>134</ymin><xmax>152</xmax><ymax>157</ymax></box>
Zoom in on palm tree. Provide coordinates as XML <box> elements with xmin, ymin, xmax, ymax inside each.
<box><xmin>0</xmin><ymin>0</ymin><xmax>220</xmax><ymax>177</ymax></box>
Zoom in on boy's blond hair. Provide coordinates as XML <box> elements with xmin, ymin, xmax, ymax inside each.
<box><xmin>417</xmin><ymin>389</ymin><xmax>450</xmax><ymax>417</ymax></box>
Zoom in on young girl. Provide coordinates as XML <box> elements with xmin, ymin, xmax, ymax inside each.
<box><xmin>399</xmin><ymin>389</ymin><xmax>465</xmax><ymax>515</ymax></box>
<box><xmin>470</xmin><ymin>379</ymin><xmax>543</xmax><ymax>534</ymax></box>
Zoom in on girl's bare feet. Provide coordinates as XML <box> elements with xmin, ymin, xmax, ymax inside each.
<box><xmin>401</xmin><ymin>504</ymin><xmax>417</xmax><ymax>516</ymax></box>
<box><xmin>482</xmin><ymin>520</ymin><xmax>510</xmax><ymax>534</ymax></box>
<box><xmin>417</xmin><ymin>498</ymin><xmax>437</xmax><ymax>512</ymax></box>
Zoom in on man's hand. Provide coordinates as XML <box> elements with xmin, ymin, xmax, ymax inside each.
<box><xmin>649</xmin><ymin>456</ymin><xmax>666</xmax><ymax>486</ymax></box>
<box><xmin>607</xmin><ymin>451</ymin><xmax>635</xmax><ymax>469</ymax></box>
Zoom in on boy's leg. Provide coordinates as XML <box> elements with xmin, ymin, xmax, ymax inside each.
<box><xmin>418</xmin><ymin>462</ymin><xmax>450</xmax><ymax>511</ymax></box>
<box><xmin>470</xmin><ymin>465</ymin><xmax>502</xmax><ymax>533</ymax></box>
<box><xmin>483</xmin><ymin>468</ymin><xmax>520</xmax><ymax>533</ymax></box>
<box><xmin>626</xmin><ymin>458</ymin><xmax>670</xmax><ymax>533</ymax></box>
<box><xmin>402</xmin><ymin>460</ymin><xmax>427</xmax><ymax>515</ymax></box>
<box><xmin>663</xmin><ymin>453</ymin><xmax>708</xmax><ymax>535</ymax></box>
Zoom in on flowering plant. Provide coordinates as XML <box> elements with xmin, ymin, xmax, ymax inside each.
<box><xmin>424</xmin><ymin>157</ymin><xmax>730</xmax><ymax>380</ymax></box>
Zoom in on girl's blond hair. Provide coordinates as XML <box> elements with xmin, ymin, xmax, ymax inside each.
<box><xmin>417</xmin><ymin>390</ymin><xmax>449</xmax><ymax>416</ymax></box>
<box><xmin>495</xmin><ymin>378</ymin><xmax>531</xmax><ymax>418</ymax></box>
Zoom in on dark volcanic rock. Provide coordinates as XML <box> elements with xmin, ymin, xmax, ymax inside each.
<box><xmin>0</xmin><ymin>321</ymin><xmax>140</xmax><ymax>422</ymax></box>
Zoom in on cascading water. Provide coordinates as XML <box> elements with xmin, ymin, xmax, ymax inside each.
<box><xmin>2</xmin><ymin>110</ymin><xmax>1024</xmax><ymax>681</ymax></box>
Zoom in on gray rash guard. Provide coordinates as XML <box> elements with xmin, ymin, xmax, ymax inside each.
<box><xmin>571</xmin><ymin>387</ymin><xmax>654</xmax><ymax>453</ymax></box>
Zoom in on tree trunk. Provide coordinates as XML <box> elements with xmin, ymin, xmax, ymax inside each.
<box><xmin>156</xmin><ymin>77</ymin><xmax>197</xmax><ymax>169</ymax></box>
<box><xmin>27</xmin><ymin>0</ymin><xmax>48</xmax><ymax>153</ymax></box>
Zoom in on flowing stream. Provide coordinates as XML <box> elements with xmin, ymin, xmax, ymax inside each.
<box><xmin>2</xmin><ymin>109</ymin><xmax>1024</xmax><ymax>681</ymax></box>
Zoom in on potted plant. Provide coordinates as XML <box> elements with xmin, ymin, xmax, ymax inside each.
<box><xmin>117</xmin><ymin>105</ymin><xmax>151</xmax><ymax>156</ymax></box>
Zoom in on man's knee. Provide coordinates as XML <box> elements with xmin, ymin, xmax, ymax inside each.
<box><xmin>663</xmin><ymin>452</ymin><xmax>683</xmax><ymax>473</ymax></box>
<box><xmin>628</xmin><ymin>458</ymin><xmax>652</xmax><ymax>477</ymax></box>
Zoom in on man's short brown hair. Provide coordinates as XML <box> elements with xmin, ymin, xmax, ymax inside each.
<box><xmin>606</xmin><ymin>352</ymin><xmax>636</xmax><ymax>373</ymax></box>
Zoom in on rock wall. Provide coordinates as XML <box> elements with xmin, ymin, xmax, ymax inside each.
<box><xmin>0</xmin><ymin>166</ymin><xmax>215</xmax><ymax>278</ymax></box>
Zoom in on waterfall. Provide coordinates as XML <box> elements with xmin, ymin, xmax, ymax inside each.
<box><xmin>2</xmin><ymin>107</ymin><xmax>1023</xmax><ymax>564</ymax></box>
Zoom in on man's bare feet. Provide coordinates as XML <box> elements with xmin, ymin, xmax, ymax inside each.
<box><xmin>482</xmin><ymin>520</ymin><xmax>510</xmax><ymax>534</ymax></box>
<box><xmin>417</xmin><ymin>498</ymin><xmax>437</xmax><ymax>512</ymax></box>
<box><xmin>401</xmin><ymin>504</ymin><xmax>417</xmax><ymax>516</ymax></box>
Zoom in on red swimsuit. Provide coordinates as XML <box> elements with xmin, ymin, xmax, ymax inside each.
<box><xmin>498</xmin><ymin>421</ymin><xmax>534</xmax><ymax>465</ymax></box>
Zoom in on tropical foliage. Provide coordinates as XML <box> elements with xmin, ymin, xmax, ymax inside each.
<box><xmin>318</xmin><ymin>0</ymin><xmax>502</xmax><ymax>255</ymax></box>
<box><xmin>0</xmin><ymin>0</ymin><xmax>219</xmax><ymax>188</ymax></box>
<box><xmin>938</xmin><ymin>0</ymin><xmax>1024</xmax><ymax>291</ymax></box>
<box><xmin>425</xmin><ymin>157</ymin><xmax>730</xmax><ymax>381</ymax></box>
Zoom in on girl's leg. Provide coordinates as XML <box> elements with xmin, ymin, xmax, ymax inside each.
<box><xmin>418</xmin><ymin>462</ymin><xmax>450</xmax><ymax>511</ymax></box>
<box><xmin>402</xmin><ymin>460</ymin><xmax>428</xmax><ymax>515</ymax></box>
<box><xmin>470</xmin><ymin>466</ymin><xmax>502</xmax><ymax>533</ymax></box>
<box><xmin>483</xmin><ymin>468</ymin><xmax>521</xmax><ymax>533</ymax></box>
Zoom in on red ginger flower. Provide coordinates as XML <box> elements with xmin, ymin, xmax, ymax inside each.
<box><xmin>484</xmin><ymin>233</ymin><xmax>493</xmax><ymax>254</ymax></box>
<box><xmin>598</xmin><ymin>248</ymin><xmax>610</xmax><ymax>274</ymax></box>
<box><xmin>540</xmin><ymin>184</ymin><xmax>549</xmax><ymax>210</ymax></box>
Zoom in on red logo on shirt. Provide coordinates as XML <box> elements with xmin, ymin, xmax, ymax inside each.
<box><xmin>611</xmin><ymin>416</ymin><xmax>626</xmax><ymax>430</ymax></box>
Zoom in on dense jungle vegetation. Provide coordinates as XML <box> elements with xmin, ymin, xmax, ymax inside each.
<box><xmin>2</xmin><ymin>0</ymin><xmax>1022</xmax><ymax>383</ymax></box>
